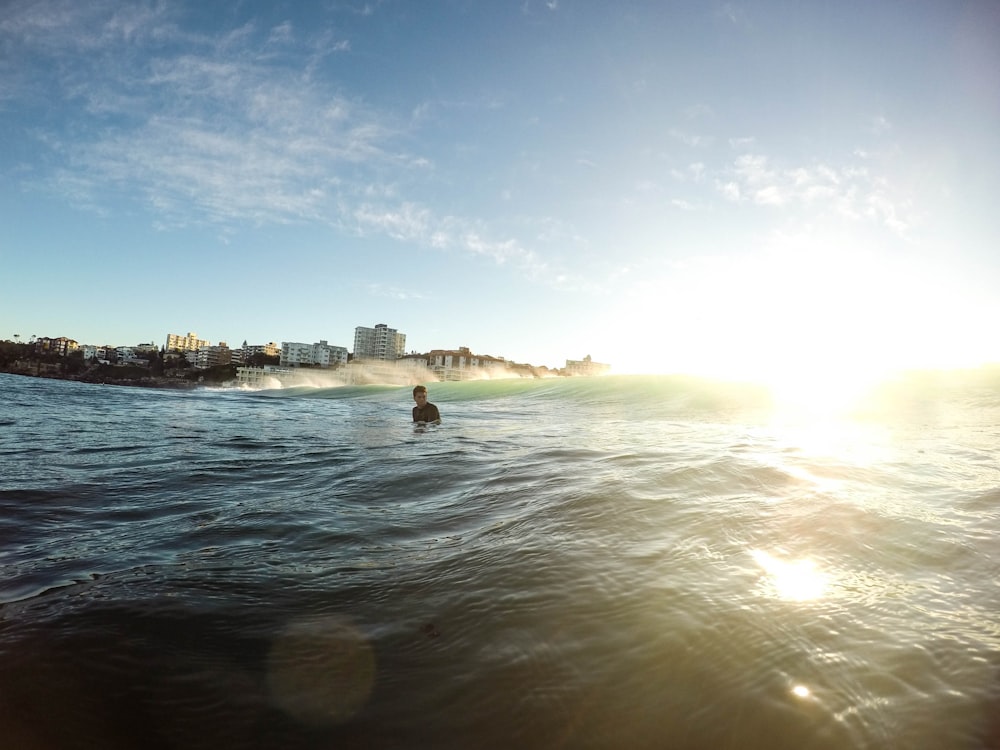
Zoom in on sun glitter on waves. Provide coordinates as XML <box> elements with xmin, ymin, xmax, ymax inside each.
<box><xmin>751</xmin><ymin>549</ymin><xmax>829</xmax><ymax>602</ymax></box>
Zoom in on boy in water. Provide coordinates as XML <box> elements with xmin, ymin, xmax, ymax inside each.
<box><xmin>412</xmin><ymin>385</ymin><xmax>441</xmax><ymax>424</ymax></box>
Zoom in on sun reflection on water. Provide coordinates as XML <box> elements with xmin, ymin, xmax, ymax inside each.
<box><xmin>752</xmin><ymin>549</ymin><xmax>828</xmax><ymax>601</ymax></box>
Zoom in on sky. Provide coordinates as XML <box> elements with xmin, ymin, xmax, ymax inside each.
<box><xmin>2</xmin><ymin>0</ymin><xmax>999</xmax><ymax>382</ymax></box>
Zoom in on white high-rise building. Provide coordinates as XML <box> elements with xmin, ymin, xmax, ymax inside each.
<box><xmin>353</xmin><ymin>323</ymin><xmax>406</xmax><ymax>361</ymax></box>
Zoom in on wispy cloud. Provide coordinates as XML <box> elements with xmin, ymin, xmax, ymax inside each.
<box><xmin>715</xmin><ymin>151</ymin><xmax>913</xmax><ymax>235</ymax></box>
<box><xmin>3</xmin><ymin>1</ymin><xmax>552</xmax><ymax>277</ymax></box>
<box><xmin>671</xmin><ymin>198</ymin><xmax>699</xmax><ymax>211</ymax></box>
<box><xmin>870</xmin><ymin>114</ymin><xmax>891</xmax><ymax>135</ymax></box>
<box><xmin>670</xmin><ymin>162</ymin><xmax>706</xmax><ymax>183</ymax></box>
<box><xmin>669</xmin><ymin>128</ymin><xmax>713</xmax><ymax>148</ymax></box>
<box><xmin>716</xmin><ymin>3</ymin><xmax>750</xmax><ymax>28</ymax></box>
<box><xmin>366</xmin><ymin>283</ymin><xmax>424</xmax><ymax>301</ymax></box>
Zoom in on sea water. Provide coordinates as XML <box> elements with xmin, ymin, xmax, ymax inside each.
<box><xmin>1</xmin><ymin>370</ymin><xmax>998</xmax><ymax>749</ymax></box>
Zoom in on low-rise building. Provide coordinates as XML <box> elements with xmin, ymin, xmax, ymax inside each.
<box><xmin>427</xmin><ymin>346</ymin><xmax>507</xmax><ymax>380</ymax></box>
<box><xmin>280</xmin><ymin>340</ymin><xmax>348</xmax><ymax>368</ymax></box>
<box><xmin>35</xmin><ymin>336</ymin><xmax>79</xmax><ymax>356</ymax></box>
<box><xmin>242</xmin><ymin>341</ymin><xmax>280</xmax><ymax>360</ymax></box>
<box><xmin>116</xmin><ymin>346</ymin><xmax>144</xmax><ymax>364</ymax></box>
<box><xmin>236</xmin><ymin>365</ymin><xmax>303</xmax><ymax>388</ymax></box>
<box><xmin>565</xmin><ymin>355</ymin><xmax>611</xmax><ymax>376</ymax></box>
<box><xmin>81</xmin><ymin>345</ymin><xmax>114</xmax><ymax>364</ymax></box>
<box><xmin>189</xmin><ymin>342</ymin><xmax>233</xmax><ymax>369</ymax></box>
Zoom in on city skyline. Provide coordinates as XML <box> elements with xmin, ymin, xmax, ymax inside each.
<box><xmin>7</xmin><ymin>324</ymin><xmax>572</xmax><ymax>370</ymax></box>
<box><xmin>2</xmin><ymin>2</ymin><xmax>998</xmax><ymax>393</ymax></box>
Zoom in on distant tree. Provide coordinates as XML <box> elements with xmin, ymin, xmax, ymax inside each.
<box><xmin>186</xmin><ymin>363</ymin><xmax>238</xmax><ymax>384</ymax></box>
<box><xmin>149</xmin><ymin>349</ymin><xmax>164</xmax><ymax>376</ymax></box>
<box><xmin>0</xmin><ymin>341</ymin><xmax>17</xmax><ymax>367</ymax></box>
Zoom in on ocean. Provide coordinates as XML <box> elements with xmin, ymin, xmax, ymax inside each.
<box><xmin>1</xmin><ymin>370</ymin><xmax>998</xmax><ymax>749</ymax></box>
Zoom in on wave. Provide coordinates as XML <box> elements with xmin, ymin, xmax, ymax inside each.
<box><xmin>228</xmin><ymin>366</ymin><xmax>1000</xmax><ymax>429</ymax></box>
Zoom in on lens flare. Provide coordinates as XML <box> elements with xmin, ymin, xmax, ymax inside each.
<box><xmin>266</xmin><ymin>616</ymin><xmax>376</xmax><ymax>725</ymax></box>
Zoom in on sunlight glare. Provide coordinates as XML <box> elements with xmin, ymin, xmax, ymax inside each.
<box><xmin>604</xmin><ymin>238</ymin><xmax>998</xmax><ymax>390</ymax></box>
<box><xmin>752</xmin><ymin>549</ymin><xmax>828</xmax><ymax>601</ymax></box>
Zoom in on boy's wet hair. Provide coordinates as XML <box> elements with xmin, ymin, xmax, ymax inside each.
<box><xmin>413</xmin><ymin>385</ymin><xmax>427</xmax><ymax>397</ymax></box>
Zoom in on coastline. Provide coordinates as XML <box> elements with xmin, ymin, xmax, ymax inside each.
<box><xmin>1</xmin><ymin>364</ymin><xmax>209</xmax><ymax>391</ymax></box>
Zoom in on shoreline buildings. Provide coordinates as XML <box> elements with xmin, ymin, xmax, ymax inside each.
<box><xmin>565</xmin><ymin>355</ymin><xmax>611</xmax><ymax>376</ymax></box>
<box><xmin>353</xmin><ymin>323</ymin><xmax>405</xmax><ymax>361</ymax></box>
<box><xmin>20</xmin><ymin>323</ymin><xmax>611</xmax><ymax>385</ymax></box>
<box><xmin>165</xmin><ymin>332</ymin><xmax>209</xmax><ymax>353</ymax></box>
<box><xmin>425</xmin><ymin>346</ymin><xmax>507</xmax><ymax>380</ymax></box>
<box><xmin>280</xmin><ymin>340</ymin><xmax>348</xmax><ymax>368</ymax></box>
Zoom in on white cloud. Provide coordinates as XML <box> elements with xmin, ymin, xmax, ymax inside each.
<box><xmin>267</xmin><ymin>21</ymin><xmax>294</xmax><ymax>46</ymax></box>
<box><xmin>719</xmin><ymin>180</ymin><xmax>741</xmax><ymax>201</ymax></box>
<box><xmin>753</xmin><ymin>185</ymin><xmax>785</xmax><ymax>206</ymax></box>
<box><xmin>3</xmin><ymin>0</ymin><xmax>563</xmax><ymax>282</ymax></box>
<box><xmin>714</xmin><ymin>151</ymin><xmax>914</xmax><ymax>236</ymax></box>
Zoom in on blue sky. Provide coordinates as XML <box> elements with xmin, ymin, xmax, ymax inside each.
<box><xmin>2</xmin><ymin>0</ymin><xmax>998</xmax><ymax>380</ymax></box>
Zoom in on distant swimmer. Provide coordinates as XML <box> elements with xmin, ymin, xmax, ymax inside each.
<box><xmin>412</xmin><ymin>385</ymin><xmax>441</xmax><ymax>425</ymax></box>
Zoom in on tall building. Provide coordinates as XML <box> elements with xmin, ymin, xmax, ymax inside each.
<box><xmin>353</xmin><ymin>323</ymin><xmax>406</xmax><ymax>361</ymax></box>
<box><xmin>280</xmin><ymin>340</ymin><xmax>348</xmax><ymax>368</ymax></box>
<box><xmin>166</xmin><ymin>332</ymin><xmax>210</xmax><ymax>352</ymax></box>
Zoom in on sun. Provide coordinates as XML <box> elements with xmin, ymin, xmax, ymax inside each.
<box><xmin>606</xmin><ymin>238</ymin><xmax>998</xmax><ymax>410</ymax></box>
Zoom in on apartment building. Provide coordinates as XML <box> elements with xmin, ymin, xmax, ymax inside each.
<box><xmin>35</xmin><ymin>336</ymin><xmax>79</xmax><ymax>356</ymax></box>
<box><xmin>189</xmin><ymin>342</ymin><xmax>234</xmax><ymax>369</ymax></box>
<box><xmin>166</xmin><ymin>332</ymin><xmax>210</xmax><ymax>352</ymax></box>
<box><xmin>565</xmin><ymin>355</ymin><xmax>611</xmax><ymax>376</ymax></box>
<box><xmin>353</xmin><ymin>323</ymin><xmax>406</xmax><ymax>361</ymax></box>
<box><xmin>280</xmin><ymin>340</ymin><xmax>348</xmax><ymax>368</ymax></box>
<box><xmin>242</xmin><ymin>341</ymin><xmax>280</xmax><ymax>359</ymax></box>
<box><xmin>427</xmin><ymin>346</ymin><xmax>507</xmax><ymax>380</ymax></box>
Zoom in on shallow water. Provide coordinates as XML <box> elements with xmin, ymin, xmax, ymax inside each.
<box><xmin>1</xmin><ymin>371</ymin><xmax>999</xmax><ymax>749</ymax></box>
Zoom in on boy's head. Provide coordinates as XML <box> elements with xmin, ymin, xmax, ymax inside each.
<box><xmin>413</xmin><ymin>385</ymin><xmax>428</xmax><ymax>404</ymax></box>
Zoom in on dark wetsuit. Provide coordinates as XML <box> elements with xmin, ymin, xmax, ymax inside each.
<box><xmin>412</xmin><ymin>403</ymin><xmax>441</xmax><ymax>423</ymax></box>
